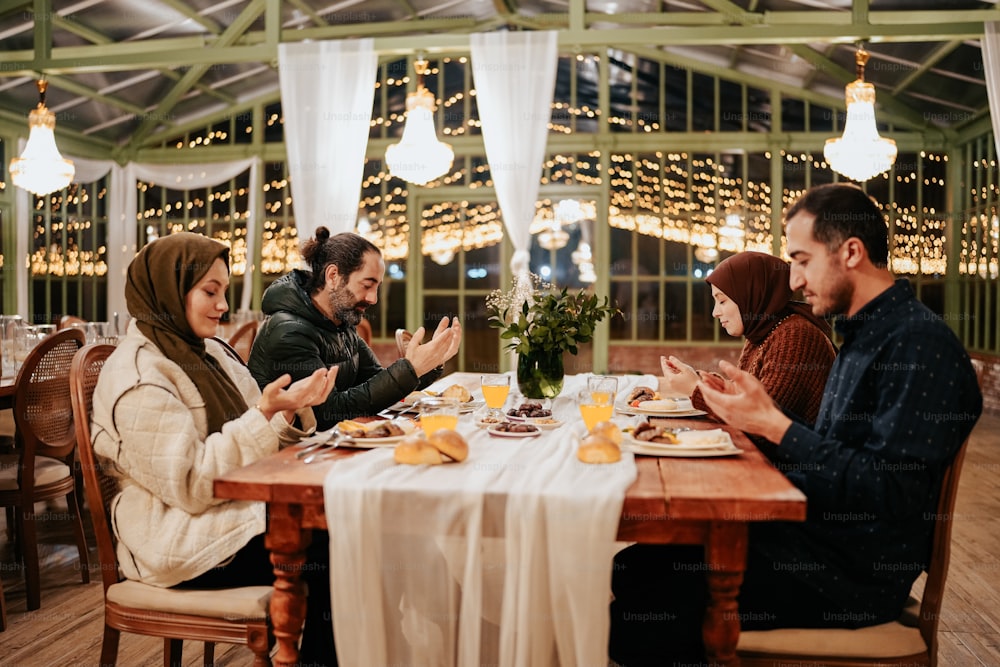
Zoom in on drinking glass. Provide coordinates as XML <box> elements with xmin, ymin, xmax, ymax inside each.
<box><xmin>0</xmin><ymin>315</ymin><xmax>23</xmax><ymax>378</ymax></box>
<box><xmin>481</xmin><ymin>373</ymin><xmax>511</xmax><ymax>423</ymax></box>
<box><xmin>14</xmin><ymin>325</ymin><xmax>41</xmax><ymax>368</ymax></box>
<box><xmin>577</xmin><ymin>390</ymin><xmax>615</xmax><ymax>432</ymax></box>
<box><xmin>587</xmin><ymin>375</ymin><xmax>619</xmax><ymax>408</ymax></box>
<box><xmin>579</xmin><ymin>376</ymin><xmax>618</xmax><ymax>432</ymax></box>
<box><xmin>419</xmin><ymin>397</ymin><xmax>460</xmax><ymax>435</ymax></box>
<box><xmin>35</xmin><ymin>324</ymin><xmax>56</xmax><ymax>339</ymax></box>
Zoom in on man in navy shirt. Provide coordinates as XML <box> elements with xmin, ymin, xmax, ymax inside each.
<box><xmin>609</xmin><ymin>184</ymin><xmax>982</xmax><ymax>666</ymax></box>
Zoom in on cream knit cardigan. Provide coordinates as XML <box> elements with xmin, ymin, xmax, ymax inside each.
<box><xmin>92</xmin><ymin>324</ymin><xmax>315</xmax><ymax>587</ymax></box>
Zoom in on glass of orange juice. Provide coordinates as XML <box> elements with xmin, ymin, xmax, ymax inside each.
<box><xmin>419</xmin><ymin>397</ymin><xmax>460</xmax><ymax>435</ymax></box>
<box><xmin>577</xmin><ymin>390</ymin><xmax>614</xmax><ymax>432</ymax></box>
<box><xmin>587</xmin><ymin>376</ymin><xmax>618</xmax><ymax>408</ymax></box>
<box><xmin>481</xmin><ymin>373</ymin><xmax>511</xmax><ymax>423</ymax></box>
<box><xmin>579</xmin><ymin>376</ymin><xmax>618</xmax><ymax>432</ymax></box>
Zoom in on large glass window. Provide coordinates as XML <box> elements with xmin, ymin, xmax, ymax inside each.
<box><xmin>28</xmin><ymin>180</ymin><xmax>109</xmax><ymax>323</ymax></box>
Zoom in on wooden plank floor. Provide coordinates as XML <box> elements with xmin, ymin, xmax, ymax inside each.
<box><xmin>2</xmin><ymin>415</ymin><xmax>1000</xmax><ymax>666</ymax></box>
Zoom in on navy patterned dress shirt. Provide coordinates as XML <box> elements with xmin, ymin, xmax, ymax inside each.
<box><xmin>750</xmin><ymin>279</ymin><xmax>983</xmax><ymax>625</ymax></box>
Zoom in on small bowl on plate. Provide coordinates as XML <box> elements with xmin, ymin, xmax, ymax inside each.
<box><xmin>522</xmin><ymin>416</ymin><xmax>563</xmax><ymax>430</ymax></box>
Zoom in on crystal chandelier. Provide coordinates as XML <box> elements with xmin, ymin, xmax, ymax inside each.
<box><xmin>537</xmin><ymin>223</ymin><xmax>569</xmax><ymax>250</ymax></box>
<box><xmin>385</xmin><ymin>58</ymin><xmax>454</xmax><ymax>186</ymax></box>
<box><xmin>8</xmin><ymin>79</ymin><xmax>75</xmax><ymax>196</ymax></box>
<box><xmin>824</xmin><ymin>46</ymin><xmax>897</xmax><ymax>182</ymax></box>
<box><xmin>537</xmin><ymin>199</ymin><xmax>585</xmax><ymax>251</ymax></box>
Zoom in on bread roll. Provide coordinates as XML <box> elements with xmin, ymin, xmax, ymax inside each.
<box><xmin>403</xmin><ymin>390</ymin><xmax>429</xmax><ymax>406</ymax></box>
<box><xmin>428</xmin><ymin>429</ymin><xmax>469</xmax><ymax>462</ymax></box>
<box><xmin>591</xmin><ymin>420</ymin><xmax>622</xmax><ymax>445</ymax></box>
<box><xmin>577</xmin><ymin>434</ymin><xmax>622</xmax><ymax>464</ymax></box>
<box><xmin>441</xmin><ymin>384</ymin><xmax>472</xmax><ymax>403</ymax></box>
<box><xmin>394</xmin><ymin>435</ymin><xmax>445</xmax><ymax>465</ymax></box>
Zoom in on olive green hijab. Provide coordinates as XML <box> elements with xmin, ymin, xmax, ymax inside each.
<box><xmin>125</xmin><ymin>232</ymin><xmax>248</xmax><ymax>434</ymax></box>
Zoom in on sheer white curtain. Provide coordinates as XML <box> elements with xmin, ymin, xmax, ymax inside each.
<box><xmin>278</xmin><ymin>39</ymin><xmax>378</xmax><ymax>243</ymax></box>
<box><xmin>12</xmin><ymin>157</ymin><xmax>260</xmax><ymax>325</ymax></box>
<box><xmin>470</xmin><ymin>31</ymin><xmax>558</xmax><ymax>282</ymax></box>
<box><xmin>983</xmin><ymin>22</ymin><xmax>1000</xmax><ymax>158</ymax></box>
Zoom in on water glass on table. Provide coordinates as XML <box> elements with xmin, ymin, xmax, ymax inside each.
<box><xmin>0</xmin><ymin>315</ymin><xmax>23</xmax><ymax>378</ymax></box>
<box><xmin>419</xmin><ymin>397</ymin><xmax>460</xmax><ymax>435</ymax></box>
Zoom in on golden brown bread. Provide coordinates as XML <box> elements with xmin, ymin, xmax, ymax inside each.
<box><xmin>393</xmin><ymin>435</ymin><xmax>445</xmax><ymax>465</ymax></box>
<box><xmin>428</xmin><ymin>429</ymin><xmax>469</xmax><ymax>462</ymax></box>
<box><xmin>441</xmin><ymin>384</ymin><xmax>472</xmax><ymax>402</ymax></box>
<box><xmin>591</xmin><ymin>421</ymin><xmax>622</xmax><ymax>445</ymax></box>
<box><xmin>576</xmin><ymin>434</ymin><xmax>622</xmax><ymax>464</ymax></box>
<box><xmin>394</xmin><ymin>430</ymin><xmax>469</xmax><ymax>465</ymax></box>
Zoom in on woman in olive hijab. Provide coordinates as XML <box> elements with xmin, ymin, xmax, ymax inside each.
<box><xmin>92</xmin><ymin>232</ymin><xmax>338</xmax><ymax>663</ymax></box>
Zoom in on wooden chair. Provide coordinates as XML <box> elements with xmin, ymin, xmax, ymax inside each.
<box><xmin>227</xmin><ymin>319</ymin><xmax>259</xmax><ymax>363</ymax></box>
<box><xmin>70</xmin><ymin>343</ymin><xmax>274</xmax><ymax>667</ymax></box>
<box><xmin>0</xmin><ymin>327</ymin><xmax>89</xmax><ymax>612</ymax></box>
<box><xmin>737</xmin><ymin>435</ymin><xmax>973</xmax><ymax>667</ymax></box>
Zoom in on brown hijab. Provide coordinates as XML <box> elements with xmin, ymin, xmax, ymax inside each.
<box><xmin>706</xmin><ymin>251</ymin><xmax>832</xmax><ymax>345</ymax></box>
<box><xmin>125</xmin><ymin>232</ymin><xmax>248</xmax><ymax>434</ymax></box>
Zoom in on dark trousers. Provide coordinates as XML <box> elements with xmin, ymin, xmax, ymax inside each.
<box><xmin>609</xmin><ymin>543</ymin><xmax>847</xmax><ymax>667</ymax></box>
<box><xmin>175</xmin><ymin>532</ymin><xmax>336</xmax><ymax>667</ymax></box>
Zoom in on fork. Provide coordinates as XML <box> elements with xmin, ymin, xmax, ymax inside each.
<box><xmin>302</xmin><ymin>442</ymin><xmax>343</xmax><ymax>464</ymax></box>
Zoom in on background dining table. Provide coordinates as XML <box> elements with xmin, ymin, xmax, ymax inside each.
<box><xmin>214</xmin><ymin>372</ymin><xmax>806</xmax><ymax>666</ymax></box>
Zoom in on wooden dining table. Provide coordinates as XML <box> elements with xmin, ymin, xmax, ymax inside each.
<box><xmin>214</xmin><ymin>373</ymin><xmax>806</xmax><ymax>666</ymax></box>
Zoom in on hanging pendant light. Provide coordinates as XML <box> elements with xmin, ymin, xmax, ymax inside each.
<box><xmin>824</xmin><ymin>45</ymin><xmax>897</xmax><ymax>182</ymax></box>
<box><xmin>9</xmin><ymin>79</ymin><xmax>75</xmax><ymax>196</ymax></box>
<box><xmin>385</xmin><ymin>57</ymin><xmax>454</xmax><ymax>186</ymax></box>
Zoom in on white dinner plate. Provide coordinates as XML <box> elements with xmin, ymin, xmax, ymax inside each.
<box><xmin>386</xmin><ymin>399</ymin><xmax>484</xmax><ymax>414</ymax></box>
<box><xmin>486</xmin><ymin>425</ymin><xmax>542</xmax><ymax>438</ymax></box>
<box><xmin>616</xmin><ymin>403</ymin><xmax>707</xmax><ymax>418</ymax></box>
<box><xmin>623</xmin><ymin>433</ymin><xmax>733</xmax><ymax>451</ymax></box>
<box><xmin>338</xmin><ymin>434</ymin><xmax>408</xmax><ymax>448</ymax></box>
<box><xmin>622</xmin><ymin>441</ymin><xmax>742</xmax><ymax>457</ymax></box>
<box><xmin>622</xmin><ymin>429</ymin><xmax>740</xmax><ymax>457</ymax></box>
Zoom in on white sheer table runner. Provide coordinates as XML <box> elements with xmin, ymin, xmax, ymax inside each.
<box><xmin>324</xmin><ymin>374</ymin><xmax>655</xmax><ymax>666</ymax></box>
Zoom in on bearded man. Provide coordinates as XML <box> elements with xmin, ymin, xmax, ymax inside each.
<box><xmin>249</xmin><ymin>228</ymin><xmax>461</xmax><ymax>430</ymax></box>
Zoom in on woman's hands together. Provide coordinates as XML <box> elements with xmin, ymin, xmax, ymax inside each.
<box><xmin>258</xmin><ymin>366</ymin><xmax>339</xmax><ymax>422</ymax></box>
<box><xmin>658</xmin><ymin>355</ymin><xmax>699</xmax><ymax>397</ymax></box>
<box><xmin>405</xmin><ymin>317</ymin><xmax>463</xmax><ymax>377</ymax></box>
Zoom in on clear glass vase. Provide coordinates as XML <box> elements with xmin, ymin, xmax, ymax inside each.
<box><xmin>516</xmin><ymin>348</ymin><xmax>564</xmax><ymax>399</ymax></box>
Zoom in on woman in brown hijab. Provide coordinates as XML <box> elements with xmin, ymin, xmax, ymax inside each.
<box><xmin>91</xmin><ymin>232</ymin><xmax>339</xmax><ymax>664</ymax></box>
<box><xmin>660</xmin><ymin>250</ymin><xmax>835</xmax><ymax>423</ymax></box>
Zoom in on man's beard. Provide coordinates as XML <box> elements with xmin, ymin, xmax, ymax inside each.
<box><xmin>812</xmin><ymin>267</ymin><xmax>853</xmax><ymax>318</ymax></box>
<box><xmin>328</xmin><ymin>283</ymin><xmax>366</xmax><ymax>326</ymax></box>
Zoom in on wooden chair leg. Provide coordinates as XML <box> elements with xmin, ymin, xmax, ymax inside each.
<box><xmin>165</xmin><ymin>637</ymin><xmax>183</xmax><ymax>667</ymax></box>
<box><xmin>203</xmin><ymin>641</ymin><xmax>215</xmax><ymax>666</ymax></box>
<box><xmin>66</xmin><ymin>488</ymin><xmax>90</xmax><ymax>584</ymax></box>
<box><xmin>19</xmin><ymin>505</ymin><xmax>41</xmax><ymax>611</ymax></box>
<box><xmin>3</xmin><ymin>507</ymin><xmax>13</xmax><ymax>542</ymax></box>
<box><xmin>99</xmin><ymin>625</ymin><xmax>120</xmax><ymax>666</ymax></box>
<box><xmin>0</xmin><ymin>573</ymin><xmax>7</xmax><ymax>632</ymax></box>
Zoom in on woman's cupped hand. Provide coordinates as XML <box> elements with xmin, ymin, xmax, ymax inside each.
<box><xmin>257</xmin><ymin>366</ymin><xmax>339</xmax><ymax>422</ymax></box>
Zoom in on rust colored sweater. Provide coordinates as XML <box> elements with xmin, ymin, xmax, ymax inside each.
<box><xmin>692</xmin><ymin>313</ymin><xmax>836</xmax><ymax>425</ymax></box>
